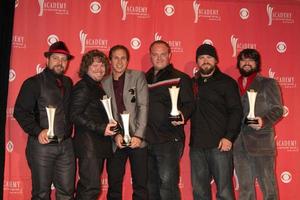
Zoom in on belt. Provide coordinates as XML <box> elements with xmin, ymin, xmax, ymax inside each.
<box><xmin>48</xmin><ymin>135</ymin><xmax>70</xmax><ymax>144</ymax></box>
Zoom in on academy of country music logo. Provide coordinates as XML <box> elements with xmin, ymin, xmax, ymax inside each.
<box><xmin>38</xmin><ymin>0</ymin><xmax>69</xmax><ymax>16</ymax></box>
<box><xmin>9</xmin><ymin>69</ymin><xmax>16</xmax><ymax>82</ymax></box>
<box><xmin>6</xmin><ymin>107</ymin><xmax>15</xmax><ymax>120</ymax></box>
<box><xmin>230</xmin><ymin>35</ymin><xmax>256</xmax><ymax>57</ymax></box>
<box><xmin>90</xmin><ymin>1</ymin><xmax>101</xmax><ymax>14</ymax></box>
<box><xmin>120</xmin><ymin>0</ymin><xmax>150</xmax><ymax>21</ymax></box>
<box><xmin>277</xmin><ymin>139</ymin><xmax>299</xmax><ymax>152</ymax></box>
<box><xmin>193</xmin><ymin>0</ymin><xmax>221</xmax><ymax>23</ymax></box>
<box><xmin>239</xmin><ymin>8</ymin><xmax>249</xmax><ymax>20</ymax></box>
<box><xmin>164</xmin><ymin>4</ymin><xmax>175</xmax><ymax>16</ymax></box>
<box><xmin>3</xmin><ymin>180</ymin><xmax>23</xmax><ymax>194</ymax></box>
<box><xmin>267</xmin><ymin>4</ymin><xmax>294</xmax><ymax>26</ymax></box>
<box><xmin>154</xmin><ymin>32</ymin><xmax>183</xmax><ymax>53</ymax></box>
<box><xmin>36</xmin><ymin>64</ymin><xmax>45</xmax><ymax>74</ymax></box>
<box><xmin>268</xmin><ymin>68</ymin><xmax>296</xmax><ymax>89</ymax></box>
<box><xmin>79</xmin><ymin>30</ymin><xmax>109</xmax><ymax>54</ymax></box>
<box><xmin>101</xmin><ymin>177</ymin><xmax>108</xmax><ymax>190</ymax></box>
<box><xmin>15</xmin><ymin>0</ymin><xmax>19</xmax><ymax>8</ymax></box>
<box><xmin>12</xmin><ymin>35</ymin><xmax>26</xmax><ymax>49</ymax></box>
<box><xmin>280</xmin><ymin>171</ymin><xmax>292</xmax><ymax>183</ymax></box>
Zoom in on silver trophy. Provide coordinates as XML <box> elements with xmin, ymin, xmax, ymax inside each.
<box><xmin>169</xmin><ymin>86</ymin><xmax>182</xmax><ymax>121</ymax></box>
<box><xmin>100</xmin><ymin>95</ymin><xmax>121</xmax><ymax>132</ymax></box>
<box><xmin>245</xmin><ymin>89</ymin><xmax>258</xmax><ymax>124</ymax></box>
<box><xmin>46</xmin><ymin>106</ymin><xmax>58</xmax><ymax>142</ymax></box>
<box><xmin>120</xmin><ymin>111</ymin><xmax>131</xmax><ymax>146</ymax></box>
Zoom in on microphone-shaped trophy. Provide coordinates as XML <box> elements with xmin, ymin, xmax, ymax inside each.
<box><xmin>120</xmin><ymin>111</ymin><xmax>131</xmax><ymax>146</ymax></box>
<box><xmin>245</xmin><ymin>89</ymin><xmax>259</xmax><ymax>124</ymax></box>
<box><xmin>46</xmin><ymin>106</ymin><xmax>58</xmax><ymax>142</ymax></box>
<box><xmin>169</xmin><ymin>86</ymin><xmax>182</xmax><ymax>121</ymax></box>
<box><xmin>100</xmin><ymin>95</ymin><xmax>122</xmax><ymax>133</ymax></box>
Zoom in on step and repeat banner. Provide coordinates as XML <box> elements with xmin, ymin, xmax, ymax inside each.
<box><xmin>4</xmin><ymin>0</ymin><xmax>300</xmax><ymax>199</ymax></box>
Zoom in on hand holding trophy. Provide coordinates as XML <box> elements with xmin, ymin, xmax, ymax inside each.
<box><xmin>120</xmin><ymin>111</ymin><xmax>131</xmax><ymax>147</ymax></box>
<box><xmin>101</xmin><ymin>95</ymin><xmax>122</xmax><ymax>133</ymax></box>
<box><xmin>169</xmin><ymin>86</ymin><xmax>183</xmax><ymax>122</ymax></box>
<box><xmin>245</xmin><ymin>89</ymin><xmax>259</xmax><ymax>125</ymax></box>
<box><xmin>46</xmin><ymin>106</ymin><xmax>58</xmax><ymax>142</ymax></box>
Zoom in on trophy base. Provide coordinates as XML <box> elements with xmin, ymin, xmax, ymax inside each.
<box><xmin>245</xmin><ymin>118</ymin><xmax>259</xmax><ymax>125</ymax></box>
<box><xmin>48</xmin><ymin>136</ymin><xmax>59</xmax><ymax>143</ymax></box>
<box><xmin>169</xmin><ymin>114</ymin><xmax>182</xmax><ymax>122</ymax></box>
<box><xmin>121</xmin><ymin>141</ymin><xmax>131</xmax><ymax>147</ymax></box>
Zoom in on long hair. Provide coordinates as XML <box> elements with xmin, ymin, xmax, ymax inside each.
<box><xmin>79</xmin><ymin>49</ymin><xmax>109</xmax><ymax>78</ymax></box>
<box><xmin>236</xmin><ymin>48</ymin><xmax>261</xmax><ymax>72</ymax></box>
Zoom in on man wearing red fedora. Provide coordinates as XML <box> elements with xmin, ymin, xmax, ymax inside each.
<box><xmin>14</xmin><ymin>41</ymin><xmax>76</xmax><ymax>199</ymax></box>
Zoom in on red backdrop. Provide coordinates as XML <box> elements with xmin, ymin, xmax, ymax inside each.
<box><xmin>4</xmin><ymin>0</ymin><xmax>300</xmax><ymax>199</ymax></box>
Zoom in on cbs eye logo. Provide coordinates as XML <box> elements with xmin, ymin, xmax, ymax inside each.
<box><xmin>9</xmin><ymin>69</ymin><xmax>16</xmax><ymax>82</ymax></box>
<box><xmin>276</xmin><ymin>42</ymin><xmax>287</xmax><ymax>53</ymax></box>
<box><xmin>47</xmin><ymin>34</ymin><xmax>59</xmax><ymax>46</ymax></box>
<box><xmin>130</xmin><ymin>38</ymin><xmax>141</xmax><ymax>50</ymax></box>
<box><xmin>164</xmin><ymin>5</ymin><xmax>175</xmax><ymax>16</ymax></box>
<box><xmin>90</xmin><ymin>2</ymin><xmax>101</xmax><ymax>14</ymax></box>
<box><xmin>240</xmin><ymin>8</ymin><xmax>249</xmax><ymax>20</ymax></box>
<box><xmin>280</xmin><ymin>171</ymin><xmax>292</xmax><ymax>183</ymax></box>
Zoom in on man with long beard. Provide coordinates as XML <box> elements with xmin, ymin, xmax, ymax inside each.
<box><xmin>14</xmin><ymin>41</ymin><xmax>75</xmax><ymax>199</ymax></box>
<box><xmin>233</xmin><ymin>48</ymin><xmax>283</xmax><ymax>200</ymax></box>
<box><xmin>190</xmin><ymin>43</ymin><xmax>242</xmax><ymax>200</ymax></box>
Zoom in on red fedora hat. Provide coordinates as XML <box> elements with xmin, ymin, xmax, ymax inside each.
<box><xmin>44</xmin><ymin>41</ymin><xmax>74</xmax><ymax>60</ymax></box>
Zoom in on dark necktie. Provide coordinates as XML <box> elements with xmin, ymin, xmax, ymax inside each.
<box><xmin>56</xmin><ymin>78</ymin><xmax>64</xmax><ymax>96</ymax></box>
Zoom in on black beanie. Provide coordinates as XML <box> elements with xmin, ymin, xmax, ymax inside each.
<box><xmin>195</xmin><ymin>43</ymin><xmax>219</xmax><ymax>62</ymax></box>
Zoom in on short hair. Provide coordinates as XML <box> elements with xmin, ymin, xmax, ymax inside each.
<box><xmin>109</xmin><ymin>45</ymin><xmax>130</xmax><ymax>61</ymax></box>
<box><xmin>79</xmin><ymin>49</ymin><xmax>109</xmax><ymax>78</ymax></box>
<box><xmin>237</xmin><ymin>48</ymin><xmax>261</xmax><ymax>72</ymax></box>
<box><xmin>149</xmin><ymin>40</ymin><xmax>171</xmax><ymax>53</ymax></box>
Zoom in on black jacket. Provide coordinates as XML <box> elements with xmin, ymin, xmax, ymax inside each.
<box><xmin>13</xmin><ymin>68</ymin><xmax>73</xmax><ymax>138</ymax></box>
<box><xmin>70</xmin><ymin>75</ymin><xmax>112</xmax><ymax>158</ymax></box>
<box><xmin>190</xmin><ymin>67</ymin><xmax>243</xmax><ymax>149</ymax></box>
<box><xmin>145</xmin><ymin>64</ymin><xmax>194</xmax><ymax>144</ymax></box>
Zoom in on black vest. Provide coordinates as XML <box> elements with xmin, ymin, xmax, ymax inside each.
<box><xmin>37</xmin><ymin>70</ymin><xmax>72</xmax><ymax>138</ymax></box>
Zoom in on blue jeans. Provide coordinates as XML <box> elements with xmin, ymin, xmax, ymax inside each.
<box><xmin>190</xmin><ymin>147</ymin><xmax>234</xmax><ymax>200</ymax></box>
<box><xmin>234</xmin><ymin>146</ymin><xmax>278</xmax><ymax>200</ymax></box>
<box><xmin>147</xmin><ymin>141</ymin><xmax>183</xmax><ymax>200</ymax></box>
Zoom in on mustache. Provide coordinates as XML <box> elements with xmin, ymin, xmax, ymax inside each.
<box><xmin>200</xmin><ymin>63</ymin><xmax>213</xmax><ymax>67</ymax></box>
<box><xmin>241</xmin><ymin>64</ymin><xmax>252</xmax><ymax>68</ymax></box>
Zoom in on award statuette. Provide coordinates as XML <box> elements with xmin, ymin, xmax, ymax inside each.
<box><xmin>169</xmin><ymin>86</ymin><xmax>182</xmax><ymax>121</ymax></box>
<box><xmin>100</xmin><ymin>95</ymin><xmax>121</xmax><ymax>133</ymax></box>
<box><xmin>120</xmin><ymin>112</ymin><xmax>131</xmax><ymax>146</ymax></box>
<box><xmin>46</xmin><ymin>106</ymin><xmax>58</xmax><ymax>142</ymax></box>
<box><xmin>245</xmin><ymin>89</ymin><xmax>259</xmax><ymax>125</ymax></box>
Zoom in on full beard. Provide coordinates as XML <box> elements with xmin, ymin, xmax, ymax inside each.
<box><xmin>239</xmin><ymin>65</ymin><xmax>258</xmax><ymax>77</ymax></box>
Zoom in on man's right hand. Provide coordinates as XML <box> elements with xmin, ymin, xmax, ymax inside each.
<box><xmin>114</xmin><ymin>134</ymin><xmax>125</xmax><ymax>149</ymax></box>
<box><xmin>105</xmin><ymin>122</ymin><xmax>118</xmax><ymax>136</ymax></box>
<box><xmin>38</xmin><ymin>129</ymin><xmax>49</xmax><ymax>144</ymax></box>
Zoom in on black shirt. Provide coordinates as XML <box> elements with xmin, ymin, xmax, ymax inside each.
<box><xmin>190</xmin><ymin>67</ymin><xmax>243</xmax><ymax>149</ymax></box>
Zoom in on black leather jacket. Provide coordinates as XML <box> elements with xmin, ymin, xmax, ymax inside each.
<box><xmin>70</xmin><ymin>74</ymin><xmax>112</xmax><ymax>158</ymax></box>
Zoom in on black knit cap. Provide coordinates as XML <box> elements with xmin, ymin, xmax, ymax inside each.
<box><xmin>195</xmin><ymin>43</ymin><xmax>218</xmax><ymax>62</ymax></box>
<box><xmin>44</xmin><ymin>41</ymin><xmax>74</xmax><ymax>60</ymax></box>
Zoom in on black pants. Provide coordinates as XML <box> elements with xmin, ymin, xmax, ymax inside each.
<box><xmin>75</xmin><ymin>157</ymin><xmax>105</xmax><ymax>200</ymax></box>
<box><xmin>107</xmin><ymin>147</ymin><xmax>148</xmax><ymax>200</ymax></box>
<box><xmin>26</xmin><ymin>137</ymin><xmax>75</xmax><ymax>200</ymax></box>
